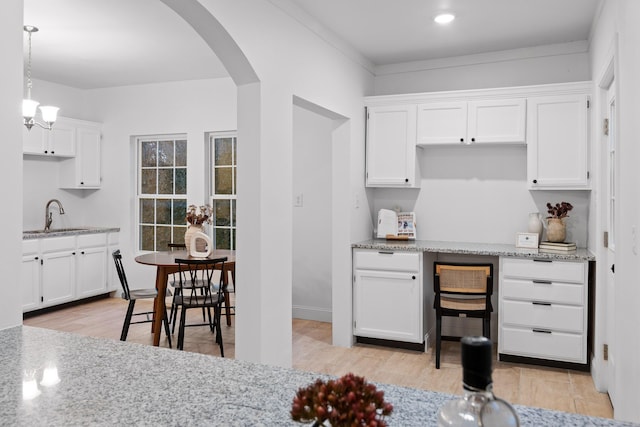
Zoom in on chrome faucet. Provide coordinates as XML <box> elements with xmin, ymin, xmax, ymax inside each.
<box><xmin>44</xmin><ymin>199</ymin><xmax>65</xmax><ymax>232</ymax></box>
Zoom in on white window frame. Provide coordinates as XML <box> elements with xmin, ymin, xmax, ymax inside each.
<box><xmin>208</xmin><ymin>131</ymin><xmax>237</xmax><ymax>250</ymax></box>
<box><xmin>136</xmin><ymin>134</ymin><xmax>188</xmax><ymax>252</ymax></box>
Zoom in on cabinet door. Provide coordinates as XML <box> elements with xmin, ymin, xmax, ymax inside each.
<box><xmin>47</xmin><ymin>119</ymin><xmax>76</xmax><ymax>157</ymax></box>
<box><xmin>354</xmin><ymin>269</ymin><xmax>422</xmax><ymax>343</ymax></box>
<box><xmin>23</xmin><ymin>126</ymin><xmax>47</xmax><ymax>155</ymax></box>
<box><xmin>21</xmin><ymin>255</ymin><xmax>41</xmax><ymax>312</ymax></box>
<box><xmin>77</xmin><ymin>126</ymin><xmax>101</xmax><ymax>187</ymax></box>
<box><xmin>76</xmin><ymin>246</ymin><xmax>108</xmax><ymax>298</ymax></box>
<box><xmin>41</xmin><ymin>251</ymin><xmax>75</xmax><ymax>306</ymax></box>
<box><xmin>366</xmin><ymin>105</ymin><xmax>418</xmax><ymax>187</ymax></box>
<box><xmin>527</xmin><ymin>95</ymin><xmax>589</xmax><ymax>189</ymax></box>
<box><xmin>468</xmin><ymin>99</ymin><xmax>526</xmax><ymax>144</ymax></box>
<box><xmin>417</xmin><ymin>101</ymin><xmax>467</xmax><ymax>145</ymax></box>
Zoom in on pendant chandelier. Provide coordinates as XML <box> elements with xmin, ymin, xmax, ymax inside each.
<box><xmin>23</xmin><ymin>25</ymin><xmax>59</xmax><ymax>131</ymax></box>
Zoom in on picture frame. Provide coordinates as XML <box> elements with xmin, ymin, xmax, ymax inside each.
<box><xmin>516</xmin><ymin>232</ymin><xmax>539</xmax><ymax>248</ymax></box>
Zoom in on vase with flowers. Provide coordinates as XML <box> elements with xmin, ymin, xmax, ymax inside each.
<box><xmin>545</xmin><ymin>201</ymin><xmax>573</xmax><ymax>242</ymax></box>
<box><xmin>185</xmin><ymin>204</ymin><xmax>212</xmax><ymax>255</ymax></box>
<box><xmin>291</xmin><ymin>373</ymin><xmax>393</xmax><ymax>427</ymax></box>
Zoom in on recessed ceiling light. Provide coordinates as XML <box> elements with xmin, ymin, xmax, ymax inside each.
<box><xmin>434</xmin><ymin>13</ymin><xmax>455</xmax><ymax>24</ymax></box>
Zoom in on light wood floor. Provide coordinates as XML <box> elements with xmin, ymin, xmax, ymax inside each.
<box><xmin>24</xmin><ymin>297</ymin><xmax>613</xmax><ymax>419</ymax></box>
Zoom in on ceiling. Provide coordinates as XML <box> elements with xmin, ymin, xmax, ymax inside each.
<box><xmin>23</xmin><ymin>0</ymin><xmax>601</xmax><ymax>90</ymax></box>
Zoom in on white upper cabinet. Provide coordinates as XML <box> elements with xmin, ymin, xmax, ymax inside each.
<box><xmin>366</xmin><ymin>105</ymin><xmax>420</xmax><ymax>188</ymax></box>
<box><xmin>417</xmin><ymin>101</ymin><xmax>467</xmax><ymax>145</ymax></box>
<box><xmin>23</xmin><ymin>117</ymin><xmax>76</xmax><ymax>157</ymax></box>
<box><xmin>59</xmin><ymin>123</ymin><xmax>102</xmax><ymax>189</ymax></box>
<box><xmin>527</xmin><ymin>95</ymin><xmax>589</xmax><ymax>190</ymax></box>
<box><xmin>417</xmin><ymin>98</ymin><xmax>526</xmax><ymax>145</ymax></box>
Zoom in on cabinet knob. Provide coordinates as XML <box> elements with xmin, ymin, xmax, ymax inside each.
<box><xmin>81</xmin><ymin>251</ymin><xmax>85</xmax><ymax>255</ymax></box>
<box><xmin>80</xmin><ymin>182</ymin><xmax>84</xmax><ymax>185</ymax></box>
<box><xmin>471</xmin><ymin>138</ymin><xmax>475</xmax><ymax>142</ymax></box>
<box><xmin>412</xmin><ymin>275</ymin><xmax>416</xmax><ymax>280</ymax></box>
<box><xmin>404</xmin><ymin>178</ymin><xmax>409</xmax><ymax>183</ymax></box>
<box><xmin>532</xmin><ymin>179</ymin><xmax>538</xmax><ymax>184</ymax></box>
<box><xmin>72</xmin><ymin>252</ymin><xmax>76</xmax><ymax>255</ymax></box>
<box><xmin>44</xmin><ymin>150</ymin><xmax>48</xmax><ymax>154</ymax></box>
<box><xmin>459</xmin><ymin>138</ymin><xmax>464</xmax><ymax>143</ymax></box>
<box><xmin>51</xmin><ymin>151</ymin><xmax>55</xmax><ymax>154</ymax></box>
<box><xmin>34</xmin><ymin>256</ymin><xmax>39</xmax><ymax>260</ymax></box>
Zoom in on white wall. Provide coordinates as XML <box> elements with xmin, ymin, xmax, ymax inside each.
<box><xmin>374</xmin><ymin>44</ymin><xmax>591</xmax><ymax>96</ymax></box>
<box><xmin>292</xmin><ymin>103</ymin><xmax>333</xmax><ymax>322</ymax></box>
<box><xmin>589</xmin><ymin>0</ymin><xmax>640</xmax><ymax>422</ymax></box>
<box><xmin>0</xmin><ymin>0</ymin><xmax>24</xmax><ymax>331</ymax></box>
<box><xmin>195</xmin><ymin>0</ymin><xmax>374</xmax><ymax>365</ymax></box>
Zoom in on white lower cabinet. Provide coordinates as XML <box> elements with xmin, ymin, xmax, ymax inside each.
<box><xmin>21</xmin><ymin>231</ymin><xmax>119</xmax><ymax>312</ymax></box>
<box><xmin>76</xmin><ymin>234</ymin><xmax>108</xmax><ymax>298</ymax></box>
<box><xmin>353</xmin><ymin>249</ymin><xmax>424</xmax><ymax>344</ymax></box>
<box><xmin>498</xmin><ymin>257</ymin><xmax>588</xmax><ymax>365</ymax></box>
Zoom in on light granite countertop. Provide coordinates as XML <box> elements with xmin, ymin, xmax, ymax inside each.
<box><xmin>23</xmin><ymin>226</ymin><xmax>120</xmax><ymax>240</ymax></box>
<box><xmin>0</xmin><ymin>326</ymin><xmax>634</xmax><ymax>426</ymax></box>
<box><xmin>353</xmin><ymin>239</ymin><xmax>595</xmax><ymax>261</ymax></box>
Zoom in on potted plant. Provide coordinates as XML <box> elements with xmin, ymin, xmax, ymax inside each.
<box><xmin>291</xmin><ymin>373</ymin><xmax>393</xmax><ymax>426</ymax></box>
<box><xmin>545</xmin><ymin>201</ymin><xmax>573</xmax><ymax>242</ymax></box>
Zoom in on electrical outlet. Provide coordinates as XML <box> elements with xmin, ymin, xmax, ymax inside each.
<box><xmin>293</xmin><ymin>193</ymin><xmax>303</xmax><ymax>207</ymax></box>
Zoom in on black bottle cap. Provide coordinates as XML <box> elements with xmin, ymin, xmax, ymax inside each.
<box><xmin>461</xmin><ymin>336</ymin><xmax>493</xmax><ymax>391</ymax></box>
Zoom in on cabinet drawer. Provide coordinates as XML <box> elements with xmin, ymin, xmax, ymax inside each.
<box><xmin>354</xmin><ymin>250</ymin><xmax>420</xmax><ymax>272</ymax></box>
<box><xmin>502</xmin><ymin>258</ymin><xmax>585</xmax><ymax>283</ymax></box>
<box><xmin>500</xmin><ymin>326</ymin><xmax>585</xmax><ymax>363</ymax></box>
<box><xmin>501</xmin><ymin>300</ymin><xmax>584</xmax><ymax>333</ymax></box>
<box><xmin>22</xmin><ymin>239</ymin><xmax>39</xmax><ymax>255</ymax></box>
<box><xmin>77</xmin><ymin>233</ymin><xmax>107</xmax><ymax>248</ymax></box>
<box><xmin>41</xmin><ymin>236</ymin><xmax>76</xmax><ymax>253</ymax></box>
<box><xmin>501</xmin><ymin>278</ymin><xmax>584</xmax><ymax>305</ymax></box>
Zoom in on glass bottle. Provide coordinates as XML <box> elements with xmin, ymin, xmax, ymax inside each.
<box><xmin>436</xmin><ymin>336</ymin><xmax>520</xmax><ymax>427</ymax></box>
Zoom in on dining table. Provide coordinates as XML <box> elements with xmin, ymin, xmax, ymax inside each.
<box><xmin>134</xmin><ymin>249</ymin><xmax>236</xmax><ymax>346</ymax></box>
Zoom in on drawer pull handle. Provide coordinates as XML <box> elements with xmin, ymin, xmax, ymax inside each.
<box><xmin>532</xmin><ymin>329</ymin><xmax>552</xmax><ymax>334</ymax></box>
<box><xmin>532</xmin><ymin>301</ymin><xmax>552</xmax><ymax>306</ymax></box>
<box><xmin>532</xmin><ymin>280</ymin><xmax>552</xmax><ymax>285</ymax></box>
<box><xmin>378</xmin><ymin>251</ymin><xmax>394</xmax><ymax>255</ymax></box>
<box><xmin>533</xmin><ymin>259</ymin><xmax>552</xmax><ymax>263</ymax></box>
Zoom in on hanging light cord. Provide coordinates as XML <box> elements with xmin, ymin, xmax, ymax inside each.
<box><xmin>25</xmin><ymin>27</ymin><xmax>34</xmax><ymax>100</ymax></box>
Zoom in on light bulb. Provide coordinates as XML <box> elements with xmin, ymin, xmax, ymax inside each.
<box><xmin>434</xmin><ymin>13</ymin><xmax>455</xmax><ymax>24</ymax></box>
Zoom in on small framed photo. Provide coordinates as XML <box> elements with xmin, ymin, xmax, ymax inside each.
<box><xmin>516</xmin><ymin>232</ymin><xmax>539</xmax><ymax>248</ymax></box>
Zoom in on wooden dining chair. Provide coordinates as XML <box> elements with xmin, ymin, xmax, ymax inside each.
<box><xmin>433</xmin><ymin>262</ymin><xmax>493</xmax><ymax>369</ymax></box>
<box><xmin>112</xmin><ymin>250</ymin><xmax>172</xmax><ymax>348</ymax></box>
<box><xmin>174</xmin><ymin>257</ymin><xmax>228</xmax><ymax>355</ymax></box>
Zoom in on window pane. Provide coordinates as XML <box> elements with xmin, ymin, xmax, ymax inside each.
<box><xmin>141</xmin><ymin>225</ymin><xmax>155</xmax><ymax>251</ymax></box>
<box><xmin>173</xmin><ymin>226</ymin><xmax>186</xmax><ymax>245</ymax></box>
<box><xmin>156</xmin><ymin>226</ymin><xmax>172</xmax><ymax>250</ymax></box>
<box><xmin>215</xmin><ymin>228</ymin><xmax>230</xmax><ymax>249</ymax></box>
<box><xmin>141</xmin><ymin>141</ymin><xmax>157</xmax><ymax>167</ymax></box>
<box><xmin>231</xmin><ymin>200</ymin><xmax>236</xmax><ymax>226</ymax></box>
<box><xmin>140</xmin><ymin>199</ymin><xmax>155</xmax><ymax>223</ymax></box>
<box><xmin>156</xmin><ymin>199</ymin><xmax>172</xmax><ymax>224</ymax></box>
<box><xmin>173</xmin><ymin>199</ymin><xmax>187</xmax><ymax>225</ymax></box>
<box><xmin>215</xmin><ymin>168</ymin><xmax>232</xmax><ymax>194</ymax></box>
<box><xmin>175</xmin><ymin>140</ymin><xmax>187</xmax><ymax>166</ymax></box>
<box><xmin>175</xmin><ymin>168</ymin><xmax>187</xmax><ymax>194</ymax></box>
<box><xmin>158</xmin><ymin>140</ymin><xmax>174</xmax><ymax>167</ymax></box>
<box><xmin>215</xmin><ymin>138</ymin><xmax>233</xmax><ymax>166</ymax></box>
<box><xmin>141</xmin><ymin>169</ymin><xmax>157</xmax><ymax>194</ymax></box>
<box><xmin>214</xmin><ymin>200</ymin><xmax>231</xmax><ymax>226</ymax></box>
<box><xmin>158</xmin><ymin>169</ymin><xmax>174</xmax><ymax>194</ymax></box>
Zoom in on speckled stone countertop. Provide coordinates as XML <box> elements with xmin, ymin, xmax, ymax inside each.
<box><xmin>23</xmin><ymin>227</ymin><xmax>120</xmax><ymax>240</ymax></box>
<box><xmin>353</xmin><ymin>239</ymin><xmax>595</xmax><ymax>261</ymax></box>
<box><xmin>1</xmin><ymin>326</ymin><xmax>634</xmax><ymax>426</ymax></box>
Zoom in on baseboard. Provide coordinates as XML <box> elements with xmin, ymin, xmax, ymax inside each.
<box><xmin>292</xmin><ymin>305</ymin><xmax>331</xmax><ymax>322</ymax></box>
